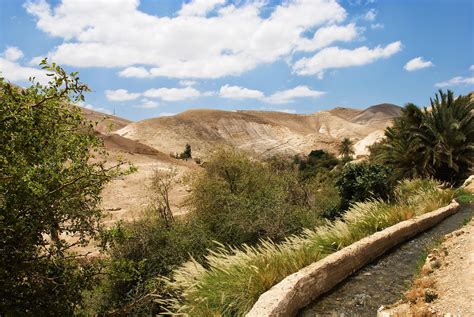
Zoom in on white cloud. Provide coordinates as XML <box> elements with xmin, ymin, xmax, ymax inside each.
<box><xmin>4</xmin><ymin>46</ymin><xmax>24</xmax><ymax>61</ymax></box>
<box><xmin>179</xmin><ymin>80</ymin><xmax>197</xmax><ymax>87</ymax></box>
<box><xmin>219</xmin><ymin>84</ymin><xmax>264</xmax><ymax>99</ymax></box>
<box><xmin>118</xmin><ymin>66</ymin><xmax>151</xmax><ymax>78</ymax></box>
<box><xmin>292</xmin><ymin>41</ymin><xmax>402</xmax><ymax>78</ymax></box>
<box><xmin>158</xmin><ymin>112</ymin><xmax>177</xmax><ymax>117</ymax></box>
<box><xmin>264</xmin><ymin>86</ymin><xmax>325</xmax><ymax>104</ymax></box>
<box><xmin>0</xmin><ymin>47</ymin><xmax>48</xmax><ymax>84</ymax></box>
<box><xmin>143</xmin><ymin>86</ymin><xmax>202</xmax><ymax>101</ymax></box>
<box><xmin>276</xmin><ymin>109</ymin><xmax>297</xmax><ymax>114</ymax></box>
<box><xmin>370</xmin><ymin>23</ymin><xmax>384</xmax><ymax>29</ymax></box>
<box><xmin>134</xmin><ymin>99</ymin><xmax>159</xmax><ymax>108</ymax></box>
<box><xmin>363</xmin><ymin>9</ymin><xmax>377</xmax><ymax>21</ymax></box>
<box><xmin>178</xmin><ymin>0</ymin><xmax>225</xmax><ymax>17</ymax></box>
<box><xmin>434</xmin><ymin>76</ymin><xmax>474</xmax><ymax>88</ymax></box>
<box><xmin>469</xmin><ymin>65</ymin><xmax>474</xmax><ymax>71</ymax></box>
<box><xmin>79</xmin><ymin>103</ymin><xmax>112</xmax><ymax>114</ymax></box>
<box><xmin>404</xmin><ymin>57</ymin><xmax>434</xmax><ymax>71</ymax></box>
<box><xmin>105</xmin><ymin>89</ymin><xmax>140</xmax><ymax>101</ymax></box>
<box><xmin>297</xmin><ymin>23</ymin><xmax>359</xmax><ymax>52</ymax></box>
<box><xmin>25</xmin><ymin>0</ymin><xmax>356</xmax><ymax>79</ymax></box>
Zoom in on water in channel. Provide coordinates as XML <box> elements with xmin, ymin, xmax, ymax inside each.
<box><xmin>299</xmin><ymin>203</ymin><xmax>473</xmax><ymax>317</ymax></box>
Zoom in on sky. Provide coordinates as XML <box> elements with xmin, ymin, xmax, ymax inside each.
<box><xmin>1</xmin><ymin>0</ymin><xmax>473</xmax><ymax>121</ymax></box>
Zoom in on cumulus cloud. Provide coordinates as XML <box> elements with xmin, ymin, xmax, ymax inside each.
<box><xmin>297</xmin><ymin>23</ymin><xmax>359</xmax><ymax>52</ymax></box>
<box><xmin>217</xmin><ymin>84</ymin><xmax>324</xmax><ymax>104</ymax></box>
<box><xmin>24</xmin><ymin>0</ymin><xmax>362</xmax><ymax>79</ymax></box>
<box><xmin>134</xmin><ymin>99</ymin><xmax>159</xmax><ymax>109</ymax></box>
<box><xmin>292</xmin><ymin>41</ymin><xmax>402</xmax><ymax>78</ymax></box>
<box><xmin>143</xmin><ymin>87</ymin><xmax>202</xmax><ymax>101</ymax></box>
<box><xmin>4</xmin><ymin>46</ymin><xmax>24</xmax><ymax>61</ymax></box>
<box><xmin>470</xmin><ymin>65</ymin><xmax>474</xmax><ymax>71</ymax></box>
<box><xmin>0</xmin><ymin>47</ymin><xmax>48</xmax><ymax>83</ymax></box>
<box><xmin>219</xmin><ymin>85</ymin><xmax>264</xmax><ymax>99</ymax></box>
<box><xmin>105</xmin><ymin>89</ymin><xmax>140</xmax><ymax>101</ymax></box>
<box><xmin>434</xmin><ymin>76</ymin><xmax>474</xmax><ymax>88</ymax></box>
<box><xmin>264</xmin><ymin>86</ymin><xmax>325</xmax><ymax>104</ymax></box>
<box><xmin>404</xmin><ymin>57</ymin><xmax>434</xmax><ymax>71</ymax></box>
<box><xmin>79</xmin><ymin>103</ymin><xmax>112</xmax><ymax>114</ymax></box>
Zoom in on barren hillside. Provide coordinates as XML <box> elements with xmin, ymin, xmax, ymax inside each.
<box><xmin>116</xmin><ymin>104</ymin><xmax>401</xmax><ymax>159</ymax></box>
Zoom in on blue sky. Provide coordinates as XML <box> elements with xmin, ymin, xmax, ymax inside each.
<box><xmin>1</xmin><ymin>0</ymin><xmax>473</xmax><ymax>121</ymax></box>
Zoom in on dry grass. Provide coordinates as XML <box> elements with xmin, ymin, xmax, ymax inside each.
<box><xmin>161</xmin><ymin>179</ymin><xmax>454</xmax><ymax>316</ymax></box>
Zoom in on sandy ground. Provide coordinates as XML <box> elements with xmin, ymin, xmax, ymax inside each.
<box><xmin>379</xmin><ymin>218</ymin><xmax>474</xmax><ymax>316</ymax></box>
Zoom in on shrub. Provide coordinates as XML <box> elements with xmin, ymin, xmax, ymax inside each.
<box><xmin>336</xmin><ymin>162</ymin><xmax>394</xmax><ymax>211</ymax></box>
<box><xmin>88</xmin><ymin>214</ymin><xmax>212</xmax><ymax>315</ymax></box>
<box><xmin>189</xmin><ymin>149</ymin><xmax>336</xmax><ymax>245</ymax></box>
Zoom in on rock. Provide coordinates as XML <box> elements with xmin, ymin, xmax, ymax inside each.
<box><xmin>424</xmin><ymin>288</ymin><xmax>438</xmax><ymax>303</ymax></box>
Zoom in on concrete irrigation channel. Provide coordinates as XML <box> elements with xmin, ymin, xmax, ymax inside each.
<box><xmin>247</xmin><ymin>201</ymin><xmax>474</xmax><ymax>317</ymax></box>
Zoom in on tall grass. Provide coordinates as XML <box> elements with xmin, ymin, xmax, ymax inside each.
<box><xmin>161</xmin><ymin>179</ymin><xmax>454</xmax><ymax>316</ymax></box>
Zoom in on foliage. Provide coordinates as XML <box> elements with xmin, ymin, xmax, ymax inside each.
<box><xmin>373</xmin><ymin>90</ymin><xmax>473</xmax><ymax>184</ymax></box>
<box><xmin>189</xmin><ymin>149</ymin><xmax>336</xmax><ymax>246</ymax></box>
<box><xmin>338</xmin><ymin>137</ymin><xmax>355</xmax><ymax>161</ymax></box>
<box><xmin>336</xmin><ymin>162</ymin><xmax>394</xmax><ymax>211</ymax></box>
<box><xmin>294</xmin><ymin>149</ymin><xmax>340</xmax><ymax>180</ymax></box>
<box><xmin>0</xmin><ymin>61</ymin><xmax>131</xmax><ymax>315</ymax></box>
<box><xmin>180</xmin><ymin>143</ymin><xmax>192</xmax><ymax>160</ymax></box>
<box><xmin>88</xmin><ymin>214</ymin><xmax>212</xmax><ymax>315</ymax></box>
<box><xmin>162</xmin><ymin>179</ymin><xmax>454</xmax><ymax>316</ymax></box>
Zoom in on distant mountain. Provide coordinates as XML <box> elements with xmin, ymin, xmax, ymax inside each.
<box><xmin>350</xmin><ymin>103</ymin><xmax>402</xmax><ymax>125</ymax></box>
<box><xmin>116</xmin><ymin>104</ymin><xmax>402</xmax><ymax>159</ymax></box>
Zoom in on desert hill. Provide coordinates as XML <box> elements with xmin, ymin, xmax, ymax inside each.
<box><xmin>116</xmin><ymin>104</ymin><xmax>401</xmax><ymax>159</ymax></box>
<box><xmin>350</xmin><ymin>103</ymin><xmax>401</xmax><ymax>125</ymax></box>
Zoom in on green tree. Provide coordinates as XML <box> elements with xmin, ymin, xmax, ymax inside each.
<box><xmin>336</xmin><ymin>163</ymin><xmax>393</xmax><ymax>211</ymax></box>
<box><xmin>180</xmin><ymin>143</ymin><xmax>192</xmax><ymax>160</ymax></box>
<box><xmin>0</xmin><ymin>61</ymin><xmax>131</xmax><ymax>315</ymax></box>
<box><xmin>375</xmin><ymin>90</ymin><xmax>473</xmax><ymax>184</ymax></box>
<box><xmin>338</xmin><ymin>137</ymin><xmax>355</xmax><ymax>161</ymax></box>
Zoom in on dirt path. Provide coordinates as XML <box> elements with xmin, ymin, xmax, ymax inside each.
<box><xmin>379</xmin><ymin>216</ymin><xmax>474</xmax><ymax>316</ymax></box>
<box><xmin>429</xmin><ymin>219</ymin><xmax>474</xmax><ymax>315</ymax></box>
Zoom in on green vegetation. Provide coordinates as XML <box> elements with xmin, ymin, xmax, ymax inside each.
<box><xmin>336</xmin><ymin>163</ymin><xmax>394</xmax><ymax>211</ymax></box>
<box><xmin>338</xmin><ymin>137</ymin><xmax>355</xmax><ymax>162</ymax></box>
<box><xmin>455</xmin><ymin>188</ymin><xmax>474</xmax><ymax>204</ymax></box>
<box><xmin>371</xmin><ymin>90</ymin><xmax>473</xmax><ymax>185</ymax></box>
<box><xmin>162</xmin><ymin>179</ymin><xmax>454</xmax><ymax>316</ymax></box>
<box><xmin>0</xmin><ymin>61</ymin><xmax>131</xmax><ymax>314</ymax></box>
<box><xmin>189</xmin><ymin>149</ymin><xmax>337</xmax><ymax>245</ymax></box>
<box><xmin>180</xmin><ymin>143</ymin><xmax>192</xmax><ymax>160</ymax></box>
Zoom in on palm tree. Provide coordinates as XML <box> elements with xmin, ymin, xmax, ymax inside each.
<box><xmin>338</xmin><ymin>137</ymin><xmax>355</xmax><ymax>161</ymax></box>
<box><xmin>376</xmin><ymin>90</ymin><xmax>473</xmax><ymax>184</ymax></box>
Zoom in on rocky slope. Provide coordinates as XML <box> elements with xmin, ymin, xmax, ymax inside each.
<box><xmin>116</xmin><ymin>103</ymin><xmax>400</xmax><ymax>159</ymax></box>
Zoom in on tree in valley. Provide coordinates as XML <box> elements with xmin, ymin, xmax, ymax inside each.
<box><xmin>149</xmin><ymin>167</ymin><xmax>178</xmax><ymax>226</ymax></box>
<box><xmin>180</xmin><ymin>143</ymin><xmax>192</xmax><ymax>160</ymax></box>
<box><xmin>338</xmin><ymin>137</ymin><xmax>355</xmax><ymax>162</ymax></box>
<box><xmin>0</xmin><ymin>61</ymin><xmax>132</xmax><ymax>315</ymax></box>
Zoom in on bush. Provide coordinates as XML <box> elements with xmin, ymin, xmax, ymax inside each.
<box><xmin>189</xmin><ymin>149</ymin><xmax>335</xmax><ymax>245</ymax></box>
<box><xmin>336</xmin><ymin>162</ymin><xmax>394</xmax><ymax>211</ymax></box>
<box><xmin>87</xmin><ymin>213</ymin><xmax>212</xmax><ymax>315</ymax></box>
